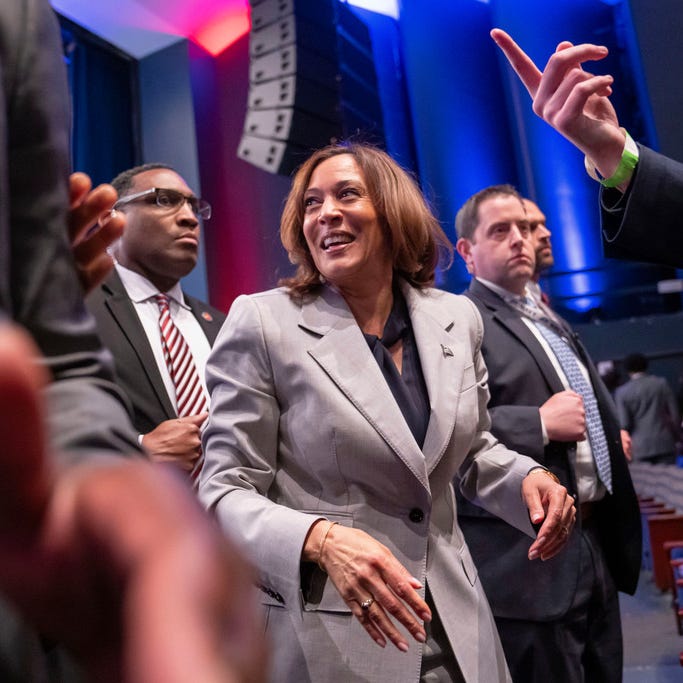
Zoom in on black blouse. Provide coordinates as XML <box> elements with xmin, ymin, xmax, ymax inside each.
<box><xmin>362</xmin><ymin>289</ymin><xmax>430</xmax><ymax>448</ymax></box>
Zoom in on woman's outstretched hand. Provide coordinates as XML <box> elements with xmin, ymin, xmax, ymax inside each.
<box><xmin>305</xmin><ymin>520</ymin><xmax>431</xmax><ymax>651</ymax></box>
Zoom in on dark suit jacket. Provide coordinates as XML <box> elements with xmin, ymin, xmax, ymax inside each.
<box><xmin>456</xmin><ymin>279</ymin><xmax>640</xmax><ymax>621</ymax></box>
<box><xmin>87</xmin><ymin>270</ymin><xmax>226</xmax><ymax>434</ymax></box>
<box><xmin>601</xmin><ymin>144</ymin><xmax>683</xmax><ymax>268</ymax></box>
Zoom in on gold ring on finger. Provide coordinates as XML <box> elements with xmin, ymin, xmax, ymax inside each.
<box><xmin>360</xmin><ymin>597</ymin><xmax>375</xmax><ymax>611</ymax></box>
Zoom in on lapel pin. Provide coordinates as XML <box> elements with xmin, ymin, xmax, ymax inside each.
<box><xmin>201</xmin><ymin>311</ymin><xmax>213</xmax><ymax>322</ymax></box>
<box><xmin>441</xmin><ymin>344</ymin><xmax>454</xmax><ymax>357</ymax></box>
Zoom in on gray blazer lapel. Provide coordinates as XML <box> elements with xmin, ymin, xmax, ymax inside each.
<box><xmin>300</xmin><ymin>287</ymin><xmax>429</xmax><ymax>490</ymax></box>
<box><xmin>402</xmin><ymin>285</ymin><xmax>462</xmax><ymax>472</ymax></box>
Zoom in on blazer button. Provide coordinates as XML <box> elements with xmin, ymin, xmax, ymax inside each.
<box><xmin>409</xmin><ymin>507</ymin><xmax>424</xmax><ymax>523</ymax></box>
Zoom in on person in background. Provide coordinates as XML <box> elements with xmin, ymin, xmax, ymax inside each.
<box><xmin>87</xmin><ymin>163</ymin><xmax>225</xmax><ymax>475</ymax></box>
<box><xmin>0</xmin><ymin>1</ymin><xmax>265</xmax><ymax>680</ymax></box>
<box><xmin>523</xmin><ymin>198</ymin><xmax>553</xmax><ymax>305</ymax></box>
<box><xmin>199</xmin><ymin>143</ymin><xmax>575</xmax><ymax>683</ymax></box>
<box><xmin>455</xmin><ymin>184</ymin><xmax>640</xmax><ymax>683</ymax></box>
<box><xmin>616</xmin><ymin>353</ymin><xmax>680</xmax><ymax>465</ymax></box>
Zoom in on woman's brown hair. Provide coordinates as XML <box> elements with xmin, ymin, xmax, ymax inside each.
<box><xmin>279</xmin><ymin>143</ymin><xmax>453</xmax><ymax>298</ymax></box>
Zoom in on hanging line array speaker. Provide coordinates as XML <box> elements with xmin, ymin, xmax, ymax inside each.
<box><xmin>238</xmin><ymin>0</ymin><xmax>385</xmax><ymax>176</ymax></box>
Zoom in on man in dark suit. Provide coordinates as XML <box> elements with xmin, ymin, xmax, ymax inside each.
<box><xmin>87</xmin><ymin>164</ymin><xmax>225</xmax><ymax>473</ymax></box>
<box><xmin>454</xmin><ymin>184</ymin><xmax>640</xmax><ymax>682</ymax></box>
<box><xmin>616</xmin><ymin>353</ymin><xmax>680</xmax><ymax>464</ymax></box>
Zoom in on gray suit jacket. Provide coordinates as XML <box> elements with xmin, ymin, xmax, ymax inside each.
<box><xmin>615</xmin><ymin>373</ymin><xmax>679</xmax><ymax>460</ymax></box>
<box><xmin>0</xmin><ymin>0</ymin><xmax>139</xmax><ymax>464</ymax></box>
<box><xmin>199</xmin><ymin>282</ymin><xmax>544</xmax><ymax>683</ymax></box>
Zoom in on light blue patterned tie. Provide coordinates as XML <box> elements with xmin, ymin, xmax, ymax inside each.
<box><xmin>508</xmin><ymin>295</ymin><xmax>613</xmax><ymax>493</ymax></box>
<box><xmin>534</xmin><ymin>319</ymin><xmax>613</xmax><ymax>493</ymax></box>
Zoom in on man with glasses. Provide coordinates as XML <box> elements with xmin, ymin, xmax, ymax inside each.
<box><xmin>87</xmin><ymin>163</ymin><xmax>225</xmax><ymax>476</ymax></box>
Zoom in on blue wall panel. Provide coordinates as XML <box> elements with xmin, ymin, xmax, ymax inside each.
<box><xmin>398</xmin><ymin>0</ymin><xmax>518</xmax><ymax>292</ymax></box>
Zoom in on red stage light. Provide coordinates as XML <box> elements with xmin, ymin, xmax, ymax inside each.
<box><xmin>192</xmin><ymin>5</ymin><xmax>250</xmax><ymax>56</ymax></box>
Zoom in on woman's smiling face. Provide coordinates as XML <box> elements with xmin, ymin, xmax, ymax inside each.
<box><xmin>302</xmin><ymin>153</ymin><xmax>393</xmax><ymax>291</ymax></box>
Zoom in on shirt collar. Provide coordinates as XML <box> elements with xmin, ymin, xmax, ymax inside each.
<box><xmin>114</xmin><ymin>263</ymin><xmax>189</xmax><ymax>309</ymax></box>
<box><xmin>475</xmin><ymin>276</ymin><xmax>532</xmax><ymax>304</ymax></box>
<box><xmin>362</xmin><ymin>285</ymin><xmax>410</xmax><ymax>348</ymax></box>
<box><xmin>526</xmin><ymin>280</ymin><xmax>543</xmax><ymax>303</ymax></box>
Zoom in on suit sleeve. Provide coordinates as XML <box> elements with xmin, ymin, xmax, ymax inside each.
<box><xmin>601</xmin><ymin>145</ymin><xmax>683</xmax><ymax>268</ymax></box>
<box><xmin>487</xmin><ymin>405</ymin><xmax>546</xmax><ymax>460</ymax></box>
<box><xmin>199</xmin><ymin>295</ymin><xmax>321</xmax><ymax>611</ymax></box>
<box><xmin>614</xmin><ymin>387</ymin><xmax>632</xmax><ymax>432</ymax></box>
<box><xmin>663</xmin><ymin>379</ymin><xmax>680</xmax><ymax>436</ymax></box>
<box><xmin>0</xmin><ymin>0</ymin><xmax>140</xmax><ymax>462</ymax></box>
<box><xmin>455</xmin><ymin>299</ymin><xmax>538</xmax><ymax>537</ymax></box>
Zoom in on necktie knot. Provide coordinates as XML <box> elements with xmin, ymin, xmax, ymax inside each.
<box><xmin>153</xmin><ymin>293</ymin><xmax>170</xmax><ymax>311</ymax></box>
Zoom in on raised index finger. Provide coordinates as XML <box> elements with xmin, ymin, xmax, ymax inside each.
<box><xmin>490</xmin><ymin>28</ymin><xmax>543</xmax><ymax>97</ymax></box>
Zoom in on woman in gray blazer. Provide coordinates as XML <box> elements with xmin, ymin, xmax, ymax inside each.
<box><xmin>199</xmin><ymin>144</ymin><xmax>575</xmax><ymax>682</ymax></box>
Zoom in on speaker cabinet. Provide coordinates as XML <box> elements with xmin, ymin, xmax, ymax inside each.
<box><xmin>239</xmin><ymin>0</ymin><xmax>385</xmax><ymax>175</ymax></box>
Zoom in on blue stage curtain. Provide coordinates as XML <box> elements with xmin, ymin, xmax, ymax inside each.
<box><xmin>58</xmin><ymin>14</ymin><xmax>139</xmax><ymax>186</ymax></box>
<box><xmin>397</xmin><ymin>0</ymin><xmax>520</xmax><ymax>293</ymax></box>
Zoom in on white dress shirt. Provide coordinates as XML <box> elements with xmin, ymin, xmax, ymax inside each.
<box><xmin>115</xmin><ymin>263</ymin><xmax>212</xmax><ymax>415</ymax></box>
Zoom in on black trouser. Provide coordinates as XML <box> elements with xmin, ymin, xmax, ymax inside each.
<box><xmin>495</xmin><ymin>521</ymin><xmax>622</xmax><ymax>683</ymax></box>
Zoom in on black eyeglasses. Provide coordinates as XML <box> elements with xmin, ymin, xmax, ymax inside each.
<box><xmin>114</xmin><ymin>188</ymin><xmax>212</xmax><ymax>220</ymax></box>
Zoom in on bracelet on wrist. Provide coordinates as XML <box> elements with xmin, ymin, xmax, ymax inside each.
<box><xmin>317</xmin><ymin>521</ymin><xmax>339</xmax><ymax>571</ymax></box>
<box><xmin>584</xmin><ymin>128</ymin><xmax>639</xmax><ymax>188</ymax></box>
<box><xmin>527</xmin><ymin>466</ymin><xmax>560</xmax><ymax>484</ymax></box>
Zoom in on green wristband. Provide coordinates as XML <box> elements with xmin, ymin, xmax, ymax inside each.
<box><xmin>600</xmin><ymin>130</ymin><xmax>639</xmax><ymax>188</ymax></box>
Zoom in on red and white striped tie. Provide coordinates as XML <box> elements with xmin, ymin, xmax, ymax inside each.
<box><xmin>153</xmin><ymin>294</ymin><xmax>208</xmax><ymax>417</ymax></box>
